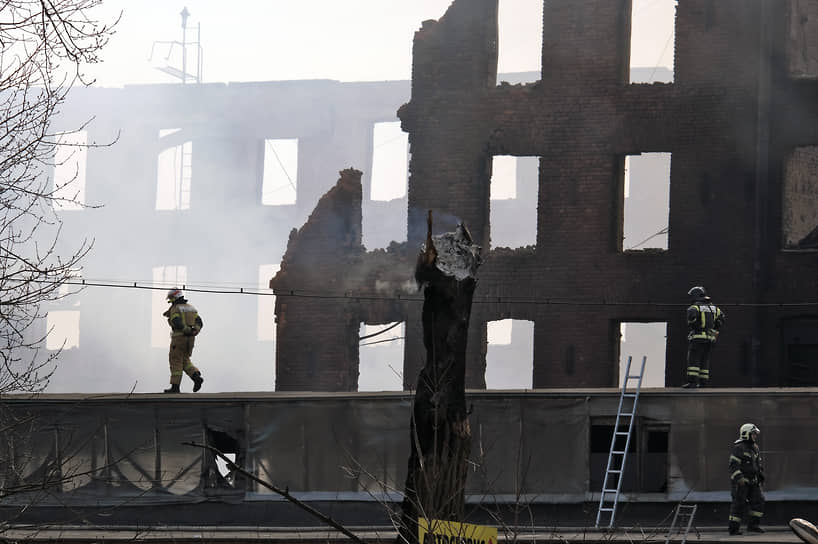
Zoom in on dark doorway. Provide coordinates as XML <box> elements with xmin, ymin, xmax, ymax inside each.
<box><xmin>783</xmin><ymin>317</ymin><xmax>818</xmax><ymax>386</ymax></box>
<box><xmin>590</xmin><ymin>420</ymin><xmax>668</xmax><ymax>493</ymax></box>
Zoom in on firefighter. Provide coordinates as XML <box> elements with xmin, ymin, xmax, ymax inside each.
<box><xmin>728</xmin><ymin>423</ymin><xmax>765</xmax><ymax>535</ymax></box>
<box><xmin>162</xmin><ymin>288</ymin><xmax>204</xmax><ymax>393</ymax></box>
<box><xmin>683</xmin><ymin>286</ymin><xmax>724</xmax><ymax>388</ymax></box>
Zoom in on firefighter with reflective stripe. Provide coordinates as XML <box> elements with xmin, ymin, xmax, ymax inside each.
<box><xmin>683</xmin><ymin>285</ymin><xmax>724</xmax><ymax>388</ymax></box>
<box><xmin>728</xmin><ymin>423</ymin><xmax>765</xmax><ymax>535</ymax></box>
<box><xmin>162</xmin><ymin>288</ymin><xmax>204</xmax><ymax>393</ymax></box>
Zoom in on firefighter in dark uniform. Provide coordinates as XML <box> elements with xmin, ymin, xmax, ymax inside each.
<box><xmin>684</xmin><ymin>285</ymin><xmax>724</xmax><ymax>388</ymax></box>
<box><xmin>728</xmin><ymin>423</ymin><xmax>765</xmax><ymax>535</ymax></box>
<box><xmin>162</xmin><ymin>288</ymin><xmax>204</xmax><ymax>393</ymax></box>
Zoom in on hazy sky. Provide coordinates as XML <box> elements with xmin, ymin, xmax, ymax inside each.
<box><xmin>87</xmin><ymin>1</ymin><xmax>676</xmax><ymax>87</ymax></box>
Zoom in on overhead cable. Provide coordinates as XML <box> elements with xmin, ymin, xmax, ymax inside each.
<box><xmin>26</xmin><ymin>279</ymin><xmax>818</xmax><ymax>309</ymax></box>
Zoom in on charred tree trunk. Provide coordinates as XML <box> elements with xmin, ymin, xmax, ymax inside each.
<box><xmin>398</xmin><ymin>211</ymin><xmax>481</xmax><ymax>544</ymax></box>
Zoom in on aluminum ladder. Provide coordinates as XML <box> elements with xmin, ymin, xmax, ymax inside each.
<box><xmin>664</xmin><ymin>503</ymin><xmax>698</xmax><ymax>543</ymax></box>
<box><xmin>595</xmin><ymin>355</ymin><xmax>647</xmax><ymax>529</ymax></box>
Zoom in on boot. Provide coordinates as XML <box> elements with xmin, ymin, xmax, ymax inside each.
<box><xmin>728</xmin><ymin>521</ymin><xmax>742</xmax><ymax>535</ymax></box>
<box><xmin>163</xmin><ymin>383</ymin><xmax>181</xmax><ymax>394</ymax></box>
<box><xmin>192</xmin><ymin>371</ymin><xmax>204</xmax><ymax>393</ymax></box>
<box><xmin>682</xmin><ymin>380</ymin><xmax>699</xmax><ymax>389</ymax></box>
<box><xmin>747</xmin><ymin>523</ymin><xmax>764</xmax><ymax>533</ymax></box>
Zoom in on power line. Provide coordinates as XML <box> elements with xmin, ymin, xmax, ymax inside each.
<box><xmin>626</xmin><ymin>226</ymin><xmax>669</xmax><ymax>250</ymax></box>
<box><xmin>360</xmin><ymin>336</ymin><xmax>405</xmax><ymax>347</ymax></box>
<box><xmin>34</xmin><ymin>279</ymin><xmax>818</xmax><ymax>309</ymax></box>
<box><xmin>647</xmin><ymin>29</ymin><xmax>675</xmax><ymax>82</ymax></box>
<box><xmin>264</xmin><ymin>140</ymin><xmax>297</xmax><ymax>193</ymax></box>
<box><xmin>359</xmin><ymin>321</ymin><xmax>402</xmax><ymax>341</ymax></box>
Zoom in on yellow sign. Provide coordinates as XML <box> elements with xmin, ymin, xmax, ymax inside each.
<box><xmin>418</xmin><ymin>517</ymin><xmax>497</xmax><ymax>544</ymax></box>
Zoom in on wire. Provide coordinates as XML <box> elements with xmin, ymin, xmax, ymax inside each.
<box><xmin>626</xmin><ymin>226</ymin><xmax>669</xmax><ymax>250</ymax></box>
<box><xmin>647</xmin><ymin>29</ymin><xmax>675</xmax><ymax>82</ymax></box>
<box><xmin>33</xmin><ymin>279</ymin><xmax>818</xmax><ymax>309</ymax></box>
<box><xmin>373</xmin><ymin>132</ymin><xmax>407</xmax><ymax>150</ymax></box>
<box><xmin>265</xmin><ymin>140</ymin><xmax>296</xmax><ymax>193</ymax></box>
<box><xmin>360</xmin><ymin>336</ymin><xmax>405</xmax><ymax>347</ymax></box>
<box><xmin>359</xmin><ymin>321</ymin><xmax>402</xmax><ymax>341</ymax></box>
<box><xmin>59</xmin><ymin>279</ymin><xmax>274</xmax><ymax>296</ymax></box>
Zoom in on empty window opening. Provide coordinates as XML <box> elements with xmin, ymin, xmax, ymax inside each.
<box><xmin>358</xmin><ymin>322</ymin><xmax>404</xmax><ymax>392</ymax></box>
<box><xmin>151</xmin><ymin>265</ymin><xmax>187</xmax><ymax>348</ymax></box>
<box><xmin>262</xmin><ymin>138</ymin><xmax>298</xmax><ymax>205</ymax></box>
<box><xmin>497</xmin><ymin>0</ymin><xmax>543</xmax><ymax>84</ymax></box>
<box><xmin>787</xmin><ymin>2</ymin><xmax>818</xmax><ymax>79</ymax></box>
<box><xmin>630</xmin><ymin>0</ymin><xmax>675</xmax><ymax>83</ymax></box>
<box><xmin>623</xmin><ymin>153</ymin><xmax>670</xmax><ymax>251</ymax></box>
<box><xmin>590</xmin><ymin>420</ymin><xmax>669</xmax><ymax>493</ymax></box>
<box><xmin>782</xmin><ymin>147</ymin><xmax>818</xmax><ymax>250</ymax></box>
<box><xmin>215</xmin><ymin>453</ymin><xmax>236</xmax><ymax>482</ymax></box>
<box><xmin>257</xmin><ymin>264</ymin><xmax>279</xmax><ymax>342</ymax></box>
<box><xmin>53</xmin><ymin>130</ymin><xmax>88</xmax><ymax>210</ymax></box>
<box><xmin>46</xmin><ymin>311</ymin><xmax>80</xmax><ymax>350</ymax></box>
<box><xmin>491</xmin><ymin>156</ymin><xmax>517</xmax><ymax>200</ymax></box>
<box><xmin>362</xmin><ymin>203</ymin><xmax>408</xmax><ymax>250</ymax></box>
<box><xmin>370</xmin><ymin>122</ymin><xmax>408</xmax><ymax>201</ymax></box>
<box><xmin>486</xmin><ymin>319</ymin><xmax>534</xmax><ymax>389</ymax></box>
<box><xmin>490</xmin><ymin>156</ymin><xmax>538</xmax><ymax>248</ymax></box>
<box><xmin>156</xmin><ymin>129</ymin><xmax>192</xmax><ymax>210</ymax></box>
<box><xmin>205</xmin><ymin>429</ymin><xmax>240</xmax><ymax>489</ymax></box>
<box><xmin>364</xmin><ymin>122</ymin><xmax>409</xmax><ymax>249</ymax></box>
<box><xmin>619</xmin><ymin>322</ymin><xmax>667</xmax><ymax>387</ymax></box>
<box><xmin>487</xmin><ymin>319</ymin><xmax>512</xmax><ymax>345</ymax></box>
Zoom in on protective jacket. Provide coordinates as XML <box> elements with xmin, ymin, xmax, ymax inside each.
<box><xmin>687</xmin><ymin>300</ymin><xmax>724</xmax><ymax>342</ymax></box>
<box><xmin>163</xmin><ymin>297</ymin><xmax>203</xmax><ymax>338</ymax></box>
<box><xmin>729</xmin><ymin>439</ymin><xmax>764</xmax><ymax>485</ymax></box>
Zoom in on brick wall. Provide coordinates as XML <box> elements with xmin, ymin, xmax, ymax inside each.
<box><xmin>274</xmin><ymin>0</ymin><xmax>818</xmax><ymax>390</ymax></box>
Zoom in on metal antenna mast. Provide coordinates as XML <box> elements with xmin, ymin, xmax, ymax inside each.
<box><xmin>148</xmin><ymin>6</ymin><xmax>203</xmax><ymax>84</ymax></box>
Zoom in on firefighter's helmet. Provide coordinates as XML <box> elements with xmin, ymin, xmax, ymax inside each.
<box><xmin>166</xmin><ymin>288</ymin><xmax>183</xmax><ymax>303</ymax></box>
<box><xmin>688</xmin><ymin>286</ymin><xmax>707</xmax><ymax>300</ymax></box>
<box><xmin>739</xmin><ymin>423</ymin><xmax>760</xmax><ymax>441</ymax></box>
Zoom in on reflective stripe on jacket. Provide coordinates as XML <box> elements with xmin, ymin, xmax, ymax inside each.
<box><xmin>729</xmin><ymin>439</ymin><xmax>764</xmax><ymax>483</ymax></box>
<box><xmin>687</xmin><ymin>302</ymin><xmax>723</xmax><ymax>342</ymax></box>
<box><xmin>166</xmin><ymin>302</ymin><xmax>202</xmax><ymax>337</ymax></box>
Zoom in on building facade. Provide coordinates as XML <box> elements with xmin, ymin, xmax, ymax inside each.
<box><xmin>273</xmin><ymin>0</ymin><xmax>818</xmax><ymax>390</ymax></box>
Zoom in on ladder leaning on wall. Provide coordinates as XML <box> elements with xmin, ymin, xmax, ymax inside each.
<box><xmin>595</xmin><ymin>355</ymin><xmax>647</xmax><ymax>529</ymax></box>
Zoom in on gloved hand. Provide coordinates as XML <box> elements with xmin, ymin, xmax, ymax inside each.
<box><xmin>737</xmin><ymin>477</ymin><xmax>749</xmax><ymax>486</ymax></box>
<box><xmin>183</xmin><ymin>325</ymin><xmax>193</xmax><ymax>336</ymax></box>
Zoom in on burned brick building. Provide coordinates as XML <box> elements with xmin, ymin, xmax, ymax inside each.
<box><xmin>273</xmin><ymin>0</ymin><xmax>818</xmax><ymax>391</ymax></box>
<box><xmin>9</xmin><ymin>1</ymin><xmax>818</xmax><ymax>535</ymax></box>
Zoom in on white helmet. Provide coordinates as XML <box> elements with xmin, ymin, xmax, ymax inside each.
<box><xmin>166</xmin><ymin>288</ymin><xmax>183</xmax><ymax>302</ymax></box>
<box><xmin>688</xmin><ymin>285</ymin><xmax>707</xmax><ymax>299</ymax></box>
<box><xmin>739</xmin><ymin>423</ymin><xmax>760</xmax><ymax>441</ymax></box>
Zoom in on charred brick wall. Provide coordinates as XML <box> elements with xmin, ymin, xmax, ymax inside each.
<box><xmin>405</xmin><ymin>0</ymin><xmax>818</xmax><ymax>388</ymax></box>
<box><xmin>274</xmin><ymin>0</ymin><xmax>818</xmax><ymax>390</ymax></box>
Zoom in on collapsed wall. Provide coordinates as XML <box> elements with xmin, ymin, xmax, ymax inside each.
<box><xmin>271</xmin><ymin>169</ymin><xmax>413</xmax><ymax>391</ymax></box>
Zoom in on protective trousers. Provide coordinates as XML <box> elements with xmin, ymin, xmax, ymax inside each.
<box><xmin>168</xmin><ymin>335</ymin><xmax>200</xmax><ymax>385</ymax></box>
<box><xmin>686</xmin><ymin>340</ymin><xmax>713</xmax><ymax>385</ymax></box>
<box><xmin>729</xmin><ymin>480</ymin><xmax>764</xmax><ymax>529</ymax></box>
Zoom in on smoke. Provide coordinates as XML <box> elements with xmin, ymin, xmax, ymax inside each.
<box><xmin>375</xmin><ymin>279</ymin><xmax>417</xmax><ymax>294</ymax></box>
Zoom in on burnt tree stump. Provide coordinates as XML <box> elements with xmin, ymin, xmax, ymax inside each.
<box><xmin>398</xmin><ymin>211</ymin><xmax>482</xmax><ymax>544</ymax></box>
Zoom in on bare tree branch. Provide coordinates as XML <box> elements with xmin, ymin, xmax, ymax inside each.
<box><xmin>0</xmin><ymin>0</ymin><xmax>115</xmax><ymax>395</ymax></box>
<box><xmin>184</xmin><ymin>441</ymin><xmax>367</xmax><ymax>544</ymax></box>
